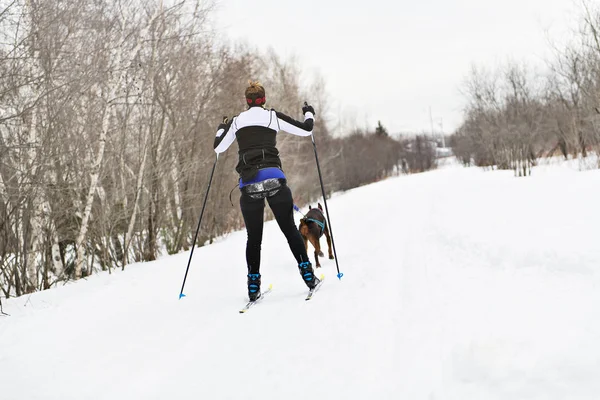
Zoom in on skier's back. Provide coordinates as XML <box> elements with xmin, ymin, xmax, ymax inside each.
<box><xmin>213</xmin><ymin>81</ymin><xmax>318</xmax><ymax>301</ymax></box>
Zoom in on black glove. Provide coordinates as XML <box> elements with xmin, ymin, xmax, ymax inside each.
<box><xmin>217</xmin><ymin>116</ymin><xmax>229</xmax><ymax>131</ymax></box>
<box><xmin>302</xmin><ymin>102</ymin><xmax>315</xmax><ymax>116</ymax></box>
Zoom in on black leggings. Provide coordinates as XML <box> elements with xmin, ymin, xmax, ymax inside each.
<box><xmin>240</xmin><ymin>185</ymin><xmax>309</xmax><ymax>274</ymax></box>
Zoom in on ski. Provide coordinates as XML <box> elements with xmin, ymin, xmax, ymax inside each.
<box><xmin>305</xmin><ymin>274</ymin><xmax>325</xmax><ymax>301</ymax></box>
<box><xmin>239</xmin><ymin>284</ymin><xmax>273</xmax><ymax>313</ymax></box>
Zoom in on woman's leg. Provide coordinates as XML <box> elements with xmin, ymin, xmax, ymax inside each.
<box><xmin>266</xmin><ymin>186</ymin><xmax>309</xmax><ymax>264</ymax></box>
<box><xmin>240</xmin><ymin>193</ymin><xmax>265</xmax><ymax>274</ymax></box>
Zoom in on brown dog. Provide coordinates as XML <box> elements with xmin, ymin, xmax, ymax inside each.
<box><xmin>298</xmin><ymin>203</ymin><xmax>334</xmax><ymax>268</ymax></box>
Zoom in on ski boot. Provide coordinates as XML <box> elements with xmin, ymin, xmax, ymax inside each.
<box><xmin>298</xmin><ymin>261</ymin><xmax>319</xmax><ymax>289</ymax></box>
<box><xmin>247</xmin><ymin>273</ymin><xmax>261</xmax><ymax>301</ymax></box>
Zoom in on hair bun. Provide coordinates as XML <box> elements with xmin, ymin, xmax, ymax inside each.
<box><xmin>245</xmin><ymin>80</ymin><xmax>265</xmax><ymax>100</ymax></box>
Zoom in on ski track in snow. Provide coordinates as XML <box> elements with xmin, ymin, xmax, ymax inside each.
<box><xmin>1</xmin><ymin>160</ymin><xmax>600</xmax><ymax>400</ymax></box>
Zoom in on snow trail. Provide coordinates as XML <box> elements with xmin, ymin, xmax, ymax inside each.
<box><xmin>2</xmin><ymin>162</ymin><xmax>599</xmax><ymax>399</ymax></box>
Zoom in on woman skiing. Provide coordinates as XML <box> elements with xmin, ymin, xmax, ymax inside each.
<box><xmin>213</xmin><ymin>81</ymin><xmax>318</xmax><ymax>301</ymax></box>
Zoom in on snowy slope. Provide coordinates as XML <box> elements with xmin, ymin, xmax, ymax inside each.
<box><xmin>1</xmin><ymin>161</ymin><xmax>600</xmax><ymax>400</ymax></box>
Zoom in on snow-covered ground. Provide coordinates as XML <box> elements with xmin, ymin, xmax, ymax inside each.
<box><xmin>1</xmin><ymin>160</ymin><xmax>599</xmax><ymax>400</ymax></box>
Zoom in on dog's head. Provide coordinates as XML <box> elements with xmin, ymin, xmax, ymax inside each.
<box><xmin>307</xmin><ymin>203</ymin><xmax>324</xmax><ymax>211</ymax></box>
<box><xmin>298</xmin><ymin>218</ymin><xmax>310</xmax><ymax>237</ymax></box>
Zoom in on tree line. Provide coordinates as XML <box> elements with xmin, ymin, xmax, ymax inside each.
<box><xmin>451</xmin><ymin>2</ymin><xmax>600</xmax><ymax>175</ymax></box>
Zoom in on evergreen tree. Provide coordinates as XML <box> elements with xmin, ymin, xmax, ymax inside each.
<box><xmin>375</xmin><ymin>120</ymin><xmax>388</xmax><ymax>137</ymax></box>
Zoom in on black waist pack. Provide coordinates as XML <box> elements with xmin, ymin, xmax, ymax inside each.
<box><xmin>236</xmin><ymin>147</ymin><xmax>282</xmax><ymax>182</ymax></box>
<box><xmin>241</xmin><ymin>178</ymin><xmax>286</xmax><ymax>199</ymax></box>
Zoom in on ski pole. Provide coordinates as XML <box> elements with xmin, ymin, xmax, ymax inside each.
<box><xmin>306</xmin><ymin>102</ymin><xmax>343</xmax><ymax>280</ymax></box>
<box><xmin>179</xmin><ymin>153</ymin><xmax>219</xmax><ymax>299</ymax></box>
<box><xmin>0</xmin><ymin>297</ymin><xmax>9</xmax><ymax>316</ymax></box>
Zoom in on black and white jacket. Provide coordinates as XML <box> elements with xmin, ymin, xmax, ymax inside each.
<box><xmin>214</xmin><ymin>107</ymin><xmax>315</xmax><ymax>181</ymax></box>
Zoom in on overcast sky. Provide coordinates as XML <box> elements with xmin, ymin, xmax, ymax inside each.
<box><xmin>213</xmin><ymin>0</ymin><xmax>579</xmax><ymax>135</ymax></box>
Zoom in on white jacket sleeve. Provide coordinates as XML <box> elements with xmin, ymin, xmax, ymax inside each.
<box><xmin>213</xmin><ymin>118</ymin><xmax>238</xmax><ymax>154</ymax></box>
<box><xmin>275</xmin><ymin>110</ymin><xmax>314</xmax><ymax>136</ymax></box>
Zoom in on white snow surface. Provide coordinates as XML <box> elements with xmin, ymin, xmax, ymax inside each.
<box><xmin>2</xmin><ymin>160</ymin><xmax>600</xmax><ymax>400</ymax></box>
